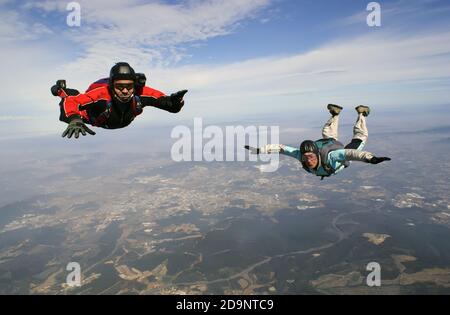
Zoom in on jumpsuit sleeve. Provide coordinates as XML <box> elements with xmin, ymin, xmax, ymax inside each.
<box><xmin>140</xmin><ymin>86</ymin><xmax>184</xmax><ymax>113</ymax></box>
<box><xmin>62</xmin><ymin>87</ymin><xmax>110</xmax><ymax>118</ymax></box>
<box><xmin>329</xmin><ymin>149</ymin><xmax>374</xmax><ymax>163</ymax></box>
<box><xmin>259</xmin><ymin>144</ymin><xmax>301</xmax><ymax>160</ymax></box>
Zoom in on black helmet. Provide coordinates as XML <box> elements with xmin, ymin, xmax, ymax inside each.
<box><xmin>299</xmin><ymin>140</ymin><xmax>319</xmax><ymax>170</ymax></box>
<box><xmin>109</xmin><ymin>62</ymin><xmax>136</xmax><ymax>86</ymax></box>
<box><xmin>109</xmin><ymin>62</ymin><xmax>137</xmax><ymax>102</ymax></box>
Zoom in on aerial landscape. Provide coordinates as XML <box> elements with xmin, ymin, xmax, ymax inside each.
<box><xmin>1</xmin><ymin>108</ymin><xmax>449</xmax><ymax>295</ymax></box>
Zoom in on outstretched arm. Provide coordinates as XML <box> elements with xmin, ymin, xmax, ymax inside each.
<box><xmin>245</xmin><ymin>144</ymin><xmax>301</xmax><ymax>160</ymax></box>
<box><xmin>140</xmin><ymin>86</ymin><xmax>188</xmax><ymax>113</ymax></box>
<box><xmin>329</xmin><ymin>149</ymin><xmax>391</xmax><ymax>164</ymax></box>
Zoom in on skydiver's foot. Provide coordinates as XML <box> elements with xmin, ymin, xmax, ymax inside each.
<box><xmin>355</xmin><ymin>105</ymin><xmax>370</xmax><ymax>117</ymax></box>
<box><xmin>51</xmin><ymin>80</ymin><xmax>67</xmax><ymax>96</ymax></box>
<box><xmin>51</xmin><ymin>84</ymin><xmax>60</xmax><ymax>96</ymax></box>
<box><xmin>327</xmin><ymin>104</ymin><xmax>343</xmax><ymax>116</ymax></box>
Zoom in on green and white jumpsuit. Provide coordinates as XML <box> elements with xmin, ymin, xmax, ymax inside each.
<box><xmin>259</xmin><ymin>112</ymin><xmax>376</xmax><ymax>177</ymax></box>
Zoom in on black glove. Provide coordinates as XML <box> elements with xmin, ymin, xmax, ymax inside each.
<box><xmin>244</xmin><ymin>145</ymin><xmax>260</xmax><ymax>154</ymax></box>
<box><xmin>369</xmin><ymin>156</ymin><xmax>391</xmax><ymax>164</ymax></box>
<box><xmin>170</xmin><ymin>90</ymin><xmax>188</xmax><ymax>109</ymax></box>
<box><xmin>62</xmin><ymin>116</ymin><xmax>96</xmax><ymax>139</ymax></box>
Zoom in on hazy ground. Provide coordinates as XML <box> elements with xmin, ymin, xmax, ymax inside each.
<box><xmin>0</xmin><ymin>104</ymin><xmax>449</xmax><ymax>294</ymax></box>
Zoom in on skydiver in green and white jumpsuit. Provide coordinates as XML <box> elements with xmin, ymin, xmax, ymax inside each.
<box><xmin>246</xmin><ymin>105</ymin><xmax>391</xmax><ymax>179</ymax></box>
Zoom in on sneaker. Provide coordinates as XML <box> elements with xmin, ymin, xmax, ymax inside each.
<box><xmin>327</xmin><ymin>104</ymin><xmax>343</xmax><ymax>116</ymax></box>
<box><xmin>355</xmin><ymin>105</ymin><xmax>370</xmax><ymax>117</ymax></box>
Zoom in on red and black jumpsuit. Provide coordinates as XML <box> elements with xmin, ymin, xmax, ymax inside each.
<box><xmin>58</xmin><ymin>79</ymin><xmax>183</xmax><ymax>129</ymax></box>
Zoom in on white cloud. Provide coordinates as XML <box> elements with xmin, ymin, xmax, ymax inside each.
<box><xmin>138</xmin><ymin>29</ymin><xmax>450</xmax><ymax>122</ymax></box>
<box><xmin>0</xmin><ymin>0</ymin><xmax>449</xmax><ymax>139</ymax></box>
<box><xmin>0</xmin><ymin>116</ymin><xmax>35</xmax><ymax>121</ymax></box>
<box><xmin>152</xmin><ymin>30</ymin><xmax>450</xmax><ymax>94</ymax></box>
<box><xmin>0</xmin><ymin>0</ymin><xmax>274</xmax><ymax>137</ymax></box>
<box><xmin>20</xmin><ymin>1</ymin><xmax>67</xmax><ymax>12</ymax></box>
<box><xmin>17</xmin><ymin>0</ymin><xmax>271</xmax><ymax>72</ymax></box>
<box><xmin>0</xmin><ymin>10</ymin><xmax>53</xmax><ymax>41</ymax></box>
<box><xmin>338</xmin><ymin>0</ymin><xmax>450</xmax><ymax>27</ymax></box>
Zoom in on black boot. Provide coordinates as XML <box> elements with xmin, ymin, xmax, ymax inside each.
<box><xmin>51</xmin><ymin>80</ymin><xmax>67</xmax><ymax>96</ymax></box>
<box><xmin>355</xmin><ymin>105</ymin><xmax>370</xmax><ymax>117</ymax></box>
<box><xmin>327</xmin><ymin>104</ymin><xmax>343</xmax><ymax>116</ymax></box>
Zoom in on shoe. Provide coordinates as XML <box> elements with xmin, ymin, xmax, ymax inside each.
<box><xmin>355</xmin><ymin>105</ymin><xmax>370</xmax><ymax>117</ymax></box>
<box><xmin>327</xmin><ymin>104</ymin><xmax>343</xmax><ymax>116</ymax></box>
<box><xmin>51</xmin><ymin>80</ymin><xmax>66</xmax><ymax>96</ymax></box>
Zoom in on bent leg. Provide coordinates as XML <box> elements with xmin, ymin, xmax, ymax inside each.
<box><xmin>322</xmin><ymin>114</ymin><xmax>339</xmax><ymax>140</ymax></box>
<box><xmin>59</xmin><ymin>100</ymin><xmax>71</xmax><ymax>123</ymax></box>
<box><xmin>346</xmin><ymin>113</ymin><xmax>368</xmax><ymax>150</ymax></box>
<box><xmin>345</xmin><ymin>138</ymin><xmax>364</xmax><ymax>150</ymax></box>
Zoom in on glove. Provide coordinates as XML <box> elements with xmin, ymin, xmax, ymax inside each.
<box><xmin>369</xmin><ymin>156</ymin><xmax>391</xmax><ymax>164</ymax></box>
<box><xmin>170</xmin><ymin>90</ymin><xmax>188</xmax><ymax>108</ymax></box>
<box><xmin>244</xmin><ymin>145</ymin><xmax>260</xmax><ymax>154</ymax></box>
<box><xmin>62</xmin><ymin>116</ymin><xmax>96</xmax><ymax>139</ymax></box>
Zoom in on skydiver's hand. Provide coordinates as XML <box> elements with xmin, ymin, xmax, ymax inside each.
<box><xmin>61</xmin><ymin>117</ymin><xmax>96</xmax><ymax>139</ymax></box>
<box><xmin>369</xmin><ymin>156</ymin><xmax>391</xmax><ymax>164</ymax></box>
<box><xmin>244</xmin><ymin>145</ymin><xmax>260</xmax><ymax>154</ymax></box>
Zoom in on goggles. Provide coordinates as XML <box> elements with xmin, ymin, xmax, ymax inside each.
<box><xmin>114</xmin><ymin>83</ymin><xmax>134</xmax><ymax>92</ymax></box>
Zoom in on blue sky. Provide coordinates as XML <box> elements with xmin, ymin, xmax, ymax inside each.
<box><xmin>0</xmin><ymin>0</ymin><xmax>450</xmax><ymax>139</ymax></box>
